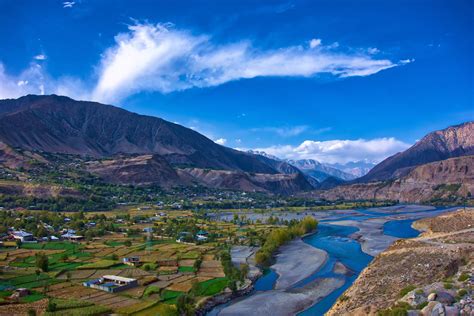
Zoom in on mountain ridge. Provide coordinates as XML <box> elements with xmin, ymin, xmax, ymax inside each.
<box><xmin>0</xmin><ymin>95</ymin><xmax>314</xmax><ymax>194</ymax></box>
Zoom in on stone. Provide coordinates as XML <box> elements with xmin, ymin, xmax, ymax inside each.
<box><xmin>422</xmin><ymin>301</ymin><xmax>445</xmax><ymax>316</ymax></box>
<box><xmin>402</xmin><ymin>290</ymin><xmax>427</xmax><ymax>307</ymax></box>
<box><xmin>444</xmin><ymin>306</ymin><xmax>459</xmax><ymax>316</ymax></box>
<box><xmin>431</xmin><ymin>302</ymin><xmax>446</xmax><ymax>316</ymax></box>
<box><xmin>428</xmin><ymin>293</ymin><xmax>438</xmax><ymax>301</ymax></box>
<box><xmin>436</xmin><ymin>291</ymin><xmax>455</xmax><ymax>305</ymax></box>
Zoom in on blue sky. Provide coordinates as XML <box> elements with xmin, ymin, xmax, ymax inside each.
<box><xmin>0</xmin><ymin>0</ymin><xmax>472</xmax><ymax>164</ymax></box>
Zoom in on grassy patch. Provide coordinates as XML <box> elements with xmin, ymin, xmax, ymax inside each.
<box><xmin>44</xmin><ymin>305</ymin><xmax>111</xmax><ymax>316</ymax></box>
<box><xmin>77</xmin><ymin>260</ymin><xmax>117</xmax><ymax>269</ymax></box>
<box><xmin>193</xmin><ymin>277</ymin><xmax>228</xmax><ymax>296</ymax></box>
<box><xmin>143</xmin><ymin>285</ymin><xmax>160</xmax><ymax>297</ymax></box>
<box><xmin>178</xmin><ymin>266</ymin><xmax>194</xmax><ymax>273</ymax></box>
<box><xmin>49</xmin><ymin>298</ymin><xmax>93</xmax><ymax>310</ymax></box>
<box><xmin>178</xmin><ymin>251</ymin><xmax>200</xmax><ymax>260</ymax></box>
<box><xmin>20</xmin><ymin>292</ymin><xmax>46</xmax><ymax>303</ymax></box>
<box><xmin>132</xmin><ymin>302</ymin><xmax>178</xmax><ymax>316</ymax></box>
<box><xmin>161</xmin><ymin>290</ymin><xmax>183</xmax><ymax>303</ymax></box>
<box><xmin>399</xmin><ymin>285</ymin><xmax>416</xmax><ymax>297</ymax></box>
<box><xmin>458</xmin><ymin>272</ymin><xmax>469</xmax><ymax>282</ymax></box>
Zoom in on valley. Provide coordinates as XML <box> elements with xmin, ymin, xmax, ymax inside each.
<box><xmin>0</xmin><ymin>95</ymin><xmax>472</xmax><ymax>316</ymax></box>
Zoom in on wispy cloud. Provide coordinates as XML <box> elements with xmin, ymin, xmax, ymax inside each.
<box><xmin>63</xmin><ymin>2</ymin><xmax>75</xmax><ymax>8</ymax></box>
<box><xmin>214</xmin><ymin>138</ymin><xmax>227</xmax><ymax>145</ymax></box>
<box><xmin>251</xmin><ymin>125</ymin><xmax>309</xmax><ymax>137</ymax></box>
<box><xmin>249</xmin><ymin>137</ymin><xmax>411</xmax><ymax>164</ymax></box>
<box><xmin>33</xmin><ymin>54</ymin><xmax>47</xmax><ymax>60</ymax></box>
<box><xmin>251</xmin><ymin>125</ymin><xmax>331</xmax><ymax>137</ymax></box>
<box><xmin>0</xmin><ymin>22</ymin><xmax>412</xmax><ymax>104</ymax></box>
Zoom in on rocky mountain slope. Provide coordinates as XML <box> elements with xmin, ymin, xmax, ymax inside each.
<box><xmin>316</xmin><ymin>155</ymin><xmax>474</xmax><ymax>203</ymax></box>
<box><xmin>359</xmin><ymin>121</ymin><xmax>474</xmax><ymax>182</ymax></box>
<box><xmin>312</xmin><ymin>122</ymin><xmax>474</xmax><ymax>203</ymax></box>
<box><xmin>327</xmin><ymin>209</ymin><xmax>473</xmax><ymax>315</ymax></box>
<box><xmin>0</xmin><ymin>95</ymin><xmax>313</xmax><ymax>194</ymax></box>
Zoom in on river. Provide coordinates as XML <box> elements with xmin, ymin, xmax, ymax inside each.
<box><xmin>208</xmin><ymin>205</ymin><xmax>456</xmax><ymax>316</ymax></box>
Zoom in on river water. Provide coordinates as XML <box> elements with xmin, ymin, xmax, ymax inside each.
<box><xmin>208</xmin><ymin>205</ymin><xmax>454</xmax><ymax>316</ymax></box>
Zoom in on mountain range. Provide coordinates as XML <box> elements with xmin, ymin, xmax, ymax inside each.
<box><xmin>0</xmin><ymin>95</ymin><xmax>472</xmax><ymax>202</ymax></box>
<box><xmin>0</xmin><ymin>95</ymin><xmax>313</xmax><ymax>194</ymax></box>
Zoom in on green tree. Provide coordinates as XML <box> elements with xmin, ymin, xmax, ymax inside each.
<box><xmin>35</xmin><ymin>253</ymin><xmax>48</xmax><ymax>272</ymax></box>
<box><xmin>176</xmin><ymin>293</ymin><xmax>195</xmax><ymax>316</ymax></box>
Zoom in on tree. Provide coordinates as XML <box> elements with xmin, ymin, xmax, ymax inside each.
<box><xmin>176</xmin><ymin>294</ymin><xmax>195</xmax><ymax>316</ymax></box>
<box><xmin>240</xmin><ymin>263</ymin><xmax>249</xmax><ymax>281</ymax></box>
<box><xmin>35</xmin><ymin>253</ymin><xmax>48</xmax><ymax>272</ymax></box>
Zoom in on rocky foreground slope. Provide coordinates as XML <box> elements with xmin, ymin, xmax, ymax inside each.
<box><xmin>327</xmin><ymin>209</ymin><xmax>474</xmax><ymax>316</ymax></box>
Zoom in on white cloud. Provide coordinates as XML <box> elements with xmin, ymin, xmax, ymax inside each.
<box><xmin>34</xmin><ymin>54</ymin><xmax>47</xmax><ymax>60</ymax></box>
<box><xmin>91</xmin><ymin>22</ymin><xmax>406</xmax><ymax>103</ymax></box>
<box><xmin>0</xmin><ymin>22</ymin><xmax>412</xmax><ymax>104</ymax></box>
<box><xmin>367</xmin><ymin>47</ymin><xmax>380</xmax><ymax>55</ymax></box>
<box><xmin>63</xmin><ymin>2</ymin><xmax>75</xmax><ymax>8</ymax></box>
<box><xmin>214</xmin><ymin>138</ymin><xmax>227</xmax><ymax>145</ymax></box>
<box><xmin>250</xmin><ymin>137</ymin><xmax>411</xmax><ymax>164</ymax></box>
<box><xmin>251</xmin><ymin>125</ymin><xmax>309</xmax><ymax>137</ymax></box>
<box><xmin>309</xmin><ymin>38</ymin><xmax>322</xmax><ymax>48</ymax></box>
<box><xmin>0</xmin><ymin>63</ymin><xmax>46</xmax><ymax>98</ymax></box>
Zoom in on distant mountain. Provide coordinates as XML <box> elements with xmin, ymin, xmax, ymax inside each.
<box><xmin>326</xmin><ymin>161</ymin><xmax>376</xmax><ymax>178</ymax></box>
<box><xmin>359</xmin><ymin>122</ymin><xmax>474</xmax><ymax>182</ymax></box>
<box><xmin>287</xmin><ymin>159</ymin><xmax>357</xmax><ymax>182</ymax></box>
<box><xmin>0</xmin><ymin>95</ymin><xmax>314</xmax><ymax>194</ymax></box>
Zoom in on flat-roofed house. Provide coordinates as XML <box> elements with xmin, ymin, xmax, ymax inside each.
<box><xmin>83</xmin><ymin>275</ymin><xmax>138</xmax><ymax>293</ymax></box>
<box><xmin>123</xmin><ymin>256</ymin><xmax>141</xmax><ymax>266</ymax></box>
<box><xmin>12</xmin><ymin>230</ymin><xmax>34</xmax><ymax>242</ymax></box>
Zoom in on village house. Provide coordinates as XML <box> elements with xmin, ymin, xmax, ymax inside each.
<box><xmin>123</xmin><ymin>256</ymin><xmax>141</xmax><ymax>267</ymax></box>
<box><xmin>83</xmin><ymin>275</ymin><xmax>138</xmax><ymax>293</ymax></box>
<box><xmin>196</xmin><ymin>230</ymin><xmax>209</xmax><ymax>241</ymax></box>
<box><xmin>11</xmin><ymin>230</ymin><xmax>35</xmax><ymax>243</ymax></box>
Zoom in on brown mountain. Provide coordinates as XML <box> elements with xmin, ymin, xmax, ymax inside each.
<box><xmin>0</xmin><ymin>95</ymin><xmax>313</xmax><ymax>194</ymax></box>
<box><xmin>316</xmin><ymin>155</ymin><xmax>474</xmax><ymax>203</ymax></box>
<box><xmin>0</xmin><ymin>95</ymin><xmax>278</xmax><ymax>173</ymax></box>
<box><xmin>359</xmin><ymin>121</ymin><xmax>474</xmax><ymax>182</ymax></box>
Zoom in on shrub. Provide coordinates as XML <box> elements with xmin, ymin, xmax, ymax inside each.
<box><xmin>443</xmin><ymin>282</ymin><xmax>453</xmax><ymax>289</ymax></box>
<box><xmin>399</xmin><ymin>285</ymin><xmax>416</xmax><ymax>297</ymax></box>
<box><xmin>416</xmin><ymin>301</ymin><xmax>428</xmax><ymax>310</ymax></box>
<box><xmin>456</xmin><ymin>289</ymin><xmax>467</xmax><ymax>300</ymax></box>
<box><xmin>458</xmin><ymin>272</ymin><xmax>469</xmax><ymax>282</ymax></box>
<box><xmin>47</xmin><ymin>300</ymin><xmax>57</xmax><ymax>312</ymax></box>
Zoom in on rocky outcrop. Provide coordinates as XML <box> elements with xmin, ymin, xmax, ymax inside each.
<box><xmin>316</xmin><ymin>155</ymin><xmax>474</xmax><ymax>203</ymax></box>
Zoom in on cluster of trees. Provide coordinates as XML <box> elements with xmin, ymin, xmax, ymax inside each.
<box><xmin>255</xmin><ymin>216</ymin><xmax>318</xmax><ymax>266</ymax></box>
<box><xmin>0</xmin><ymin>210</ymin><xmax>123</xmax><ymax>241</ymax></box>
<box><xmin>219</xmin><ymin>249</ymin><xmax>248</xmax><ymax>292</ymax></box>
